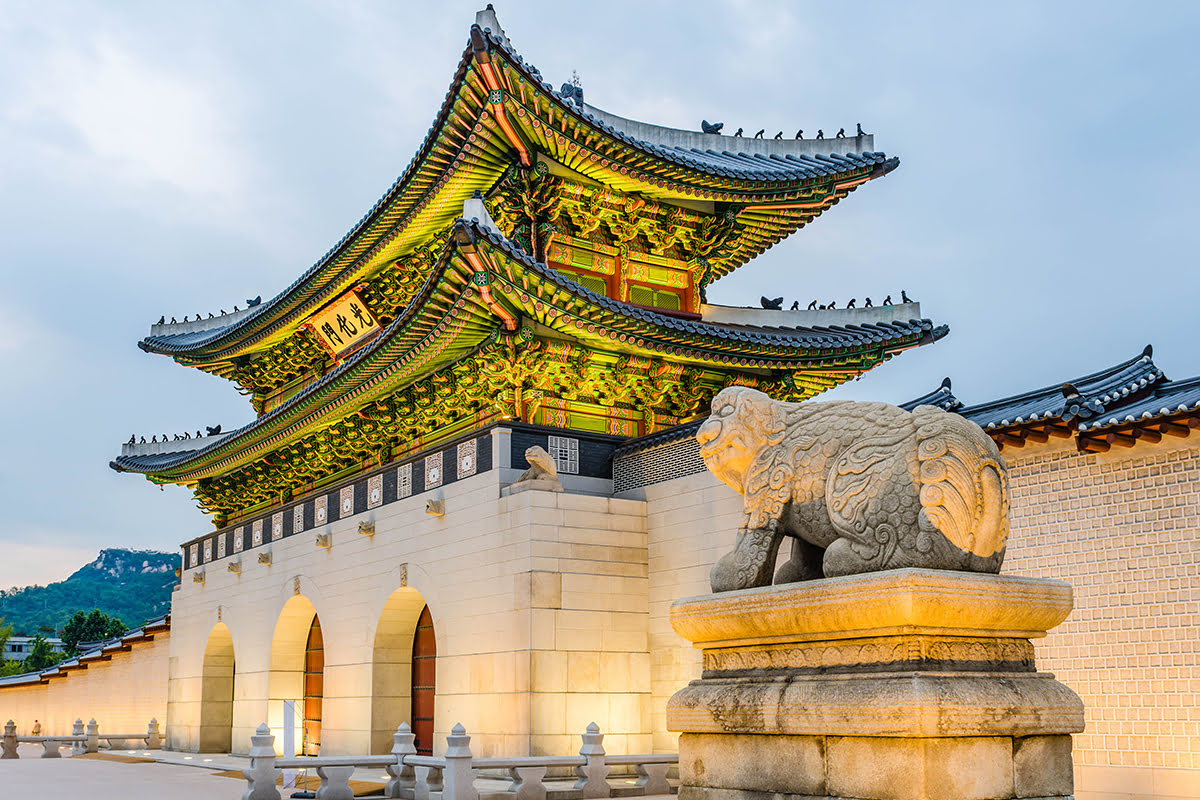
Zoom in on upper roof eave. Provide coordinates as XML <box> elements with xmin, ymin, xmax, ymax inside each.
<box><xmin>136</xmin><ymin>16</ymin><xmax>894</xmax><ymax>366</ymax></box>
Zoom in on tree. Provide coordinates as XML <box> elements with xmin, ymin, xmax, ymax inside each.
<box><xmin>0</xmin><ymin>616</ymin><xmax>12</xmax><ymax>656</ymax></box>
<box><xmin>61</xmin><ymin>609</ymin><xmax>127</xmax><ymax>654</ymax></box>
<box><xmin>22</xmin><ymin>635</ymin><xmax>60</xmax><ymax>672</ymax></box>
<box><xmin>0</xmin><ymin>660</ymin><xmax>24</xmax><ymax>677</ymax></box>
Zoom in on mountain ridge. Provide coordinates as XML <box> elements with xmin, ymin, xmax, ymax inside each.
<box><xmin>0</xmin><ymin>548</ymin><xmax>178</xmax><ymax>635</ymax></box>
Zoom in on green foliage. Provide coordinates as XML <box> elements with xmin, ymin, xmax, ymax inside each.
<box><xmin>0</xmin><ymin>617</ymin><xmax>12</xmax><ymax>654</ymax></box>
<box><xmin>0</xmin><ymin>549</ymin><xmax>179</xmax><ymax>636</ymax></box>
<box><xmin>22</xmin><ymin>634</ymin><xmax>60</xmax><ymax>672</ymax></box>
<box><xmin>0</xmin><ymin>659</ymin><xmax>24</xmax><ymax>677</ymax></box>
<box><xmin>61</xmin><ymin>609</ymin><xmax>127</xmax><ymax>655</ymax></box>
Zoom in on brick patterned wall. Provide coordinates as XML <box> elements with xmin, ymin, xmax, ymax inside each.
<box><xmin>1004</xmin><ymin>441</ymin><xmax>1200</xmax><ymax>771</ymax></box>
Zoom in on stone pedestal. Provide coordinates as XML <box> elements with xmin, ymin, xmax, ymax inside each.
<box><xmin>666</xmin><ymin>569</ymin><xmax>1084</xmax><ymax>800</ymax></box>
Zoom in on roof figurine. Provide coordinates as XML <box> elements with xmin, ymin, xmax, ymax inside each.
<box><xmin>113</xmin><ymin>6</ymin><xmax>934</xmax><ymax>525</ymax></box>
<box><xmin>701</xmin><ymin>120</ymin><xmax>724</xmax><ymax>134</ymax></box>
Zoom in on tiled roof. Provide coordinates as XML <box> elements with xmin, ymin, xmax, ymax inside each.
<box><xmin>947</xmin><ymin>346</ymin><xmax>1163</xmax><ymax>431</ymax></box>
<box><xmin>899</xmin><ymin>377</ymin><xmax>962</xmax><ymax>412</ymax></box>
<box><xmin>899</xmin><ymin>345</ymin><xmax>1200</xmax><ymax>454</ymax></box>
<box><xmin>0</xmin><ymin>615</ymin><xmax>169</xmax><ymax>689</ymax></box>
<box><xmin>113</xmin><ymin>219</ymin><xmax>945</xmax><ymax>480</ymax></box>
<box><xmin>138</xmin><ymin>14</ymin><xmax>894</xmax><ymax>364</ymax></box>
<box><xmin>1078</xmin><ymin>375</ymin><xmax>1200</xmax><ymax>433</ymax></box>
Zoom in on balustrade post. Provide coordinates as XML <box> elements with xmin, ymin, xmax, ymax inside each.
<box><xmin>442</xmin><ymin>723</ymin><xmax>477</xmax><ymax>800</ymax></box>
<box><xmin>241</xmin><ymin>723</ymin><xmax>282</xmax><ymax>800</ymax></box>
<box><xmin>315</xmin><ymin>765</ymin><xmax>355</xmax><ymax>800</ymax></box>
<box><xmin>416</xmin><ymin>761</ymin><xmax>444</xmax><ymax>800</ymax></box>
<box><xmin>71</xmin><ymin>719</ymin><xmax>85</xmax><ymax>756</ymax></box>
<box><xmin>1</xmin><ymin>720</ymin><xmax>17</xmax><ymax>759</ymax></box>
<box><xmin>86</xmin><ymin>719</ymin><xmax>99</xmax><ymax>754</ymax></box>
<box><xmin>386</xmin><ymin>722</ymin><xmax>417</xmax><ymax>798</ymax></box>
<box><xmin>634</xmin><ymin>762</ymin><xmax>672</xmax><ymax>796</ymax></box>
<box><xmin>574</xmin><ymin>722</ymin><xmax>610</xmax><ymax>798</ymax></box>
<box><xmin>509</xmin><ymin>765</ymin><xmax>548</xmax><ymax>800</ymax></box>
<box><xmin>147</xmin><ymin>718</ymin><xmax>162</xmax><ymax>749</ymax></box>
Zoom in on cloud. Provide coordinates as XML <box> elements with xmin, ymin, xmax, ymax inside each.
<box><xmin>1</xmin><ymin>28</ymin><xmax>251</xmax><ymax>221</ymax></box>
<box><xmin>0</xmin><ymin>539</ymin><xmax>99</xmax><ymax>591</ymax></box>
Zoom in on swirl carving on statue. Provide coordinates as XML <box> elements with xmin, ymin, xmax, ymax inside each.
<box><xmin>696</xmin><ymin>387</ymin><xmax>1009</xmax><ymax>592</ymax></box>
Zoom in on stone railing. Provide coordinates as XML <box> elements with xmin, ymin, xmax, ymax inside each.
<box><xmin>242</xmin><ymin>721</ymin><xmax>676</xmax><ymax>800</ymax></box>
<box><xmin>1</xmin><ymin>718</ymin><xmax>161</xmax><ymax>759</ymax></box>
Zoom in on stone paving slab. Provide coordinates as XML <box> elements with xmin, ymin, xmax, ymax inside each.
<box><xmin>1</xmin><ymin>750</ymin><xmax>244</xmax><ymax>800</ymax></box>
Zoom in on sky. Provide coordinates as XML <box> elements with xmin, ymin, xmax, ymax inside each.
<box><xmin>1</xmin><ymin>1</ymin><xmax>1198</xmax><ymax>589</ymax></box>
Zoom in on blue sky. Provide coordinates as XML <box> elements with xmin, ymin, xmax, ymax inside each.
<box><xmin>1</xmin><ymin>1</ymin><xmax>1197</xmax><ymax>588</ymax></box>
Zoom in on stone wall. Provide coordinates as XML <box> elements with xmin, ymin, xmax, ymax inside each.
<box><xmin>1003</xmin><ymin>437</ymin><xmax>1200</xmax><ymax>800</ymax></box>
<box><xmin>0</xmin><ymin>630</ymin><xmax>169</xmax><ymax>737</ymax></box>
<box><xmin>167</xmin><ymin>441</ymin><xmax>651</xmax><ymax>757</ymax></box>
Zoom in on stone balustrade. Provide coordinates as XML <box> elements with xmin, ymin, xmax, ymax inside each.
<box><xmin>242</xmin><ymin>721</ymin><xmax>677</xmax><ymax>800</ymax></box>
<box><xmin>0</xmin><ymin>718</ymin><xmax>160</xmax><ymax>759</ymax></box>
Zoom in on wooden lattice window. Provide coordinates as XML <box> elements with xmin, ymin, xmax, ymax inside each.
<box><xmin>629</xmin><ymin>283</ymin><xmax>683</xmax><ymax>311</ymax></box>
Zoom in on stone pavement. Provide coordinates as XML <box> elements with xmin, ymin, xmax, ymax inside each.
<box><xmin>2</xmin><ymin>744</ymin><xmax>246</xmax><ymax>800</ymax></box>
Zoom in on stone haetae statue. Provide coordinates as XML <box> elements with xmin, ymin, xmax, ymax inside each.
<box><xmin>516</xmin><ymin>445</ymin><xmax>559</xmax><ymax>483</ymax></box>
<box><xmin>697</xmin><ymin>386</ymin><xmax>1009</xmax><ymax>591</ymax></box>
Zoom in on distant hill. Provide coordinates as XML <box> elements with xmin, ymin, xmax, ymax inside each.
<box><xmin>0</xmin><ymin>549</ymin><xmax>179</xmax><ymax>635</ymax></box>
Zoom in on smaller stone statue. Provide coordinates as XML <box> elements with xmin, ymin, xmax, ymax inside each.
<box><xmin>697</xmin><ymin>387</ymin><xmax>1009</xmax><ymax>591</ymax></box>
<box><xmin>516</xmin><ymin>446</ymin><xmax>558</xmax><ymax>483</ymax></box>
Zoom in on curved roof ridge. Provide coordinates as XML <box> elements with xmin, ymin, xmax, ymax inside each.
<box><xmin>956</xmin><ymin>346</ymin><xmax>1160</xmax><ymax>420</ymax></box>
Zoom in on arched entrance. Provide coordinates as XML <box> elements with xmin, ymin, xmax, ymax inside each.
<box><xmin>199</xmin><ymin>623</ymin><xmax>235</xmax><ymax>752</ymax></box>
<box><xmin>370</xmin><ymin>588</ymin><xmax>435</xmax><ymax>754</ymax></box>
<box><xmin>269</xmin><ymin>595</ymin><xmax>322</xmax><ymax>756</ymax></box>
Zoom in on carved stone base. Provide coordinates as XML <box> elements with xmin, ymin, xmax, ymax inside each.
<box><xmin>666</xmin><ymin>569</ymin><xmax>1084</xmax><ymax>800</ymax></box>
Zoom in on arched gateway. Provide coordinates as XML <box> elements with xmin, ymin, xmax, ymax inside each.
<box><xmin>371</xmin><ymin>588</ymin><xmax>436</xmax><ymax>754</ymax></box>
<box><xmin>199</xmin><ymin>623</ymin><xmax>235</xmax><ymax>752</ymax></box>
<box><xmin>269</xmin><ymin>595</ymin><xmax>323</xmax><ymax>755</ymax></box>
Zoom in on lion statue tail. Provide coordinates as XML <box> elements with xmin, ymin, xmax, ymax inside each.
<box><xmin>912</xmin><ymin>405</ymin><xmax>1010</xmax><ymax>560</ymax></box>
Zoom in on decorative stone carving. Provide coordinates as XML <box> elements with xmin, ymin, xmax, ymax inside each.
<box><xmin>505</xmin><ymin>445</ymin><xmax>565</xmax><ymax>497</ymax></box>
<box><xmin>517</xmin><ymin>445</ymin><xmax>559</xmax><ymax>483</ymax></box>
<box><xmin>697</xmin><ymin>386</ymin><xmax>1009</xmax><ymax>591</ymax></box>
<box><xmin>667</xmin><ymin>570</ymin><xmax>1085</xmax><ymax>800</ymax></box>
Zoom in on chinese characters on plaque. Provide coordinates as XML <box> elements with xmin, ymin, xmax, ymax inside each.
<box><xmin>305</xmin><ymin>291</ymin><xmax>381</xmax><ymax>358</ymax></box>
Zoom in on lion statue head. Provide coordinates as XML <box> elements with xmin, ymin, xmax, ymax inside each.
<box><xmin>696</xmin><ymin>387</ymin><xmax>786</xmax><ymax>491</ymax></box>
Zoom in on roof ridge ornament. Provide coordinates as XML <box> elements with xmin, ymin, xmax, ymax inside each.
<box><xmin>475</xmin><ymin>4</ymin><xmax>509</xmax><ymax>49</ymax></box>
<box><xmin>462</xmin><ymin>190</ymin><xmax>502</xmax><ymax>236</ymax></box>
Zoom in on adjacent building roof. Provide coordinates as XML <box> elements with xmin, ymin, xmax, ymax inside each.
<box><xmin>903</xmin><ymin>345</ymin><xmax>1200</xmax><ymax>454</ymax></box>
<box><xmin>0</xmin><ymin>616</ymin><xmax>170</xmax><ymax>689</ymax></box>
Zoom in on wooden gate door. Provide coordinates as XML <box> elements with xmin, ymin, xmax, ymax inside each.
<box><xmin>304</xmin><ymin>616</ymin><xmax>324</xmax><ymax>756</ymax></box>
<box><xmin>410</xmin><ymin>606</ymin><xmax>436</xmax><ymax>755</ymax></box>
